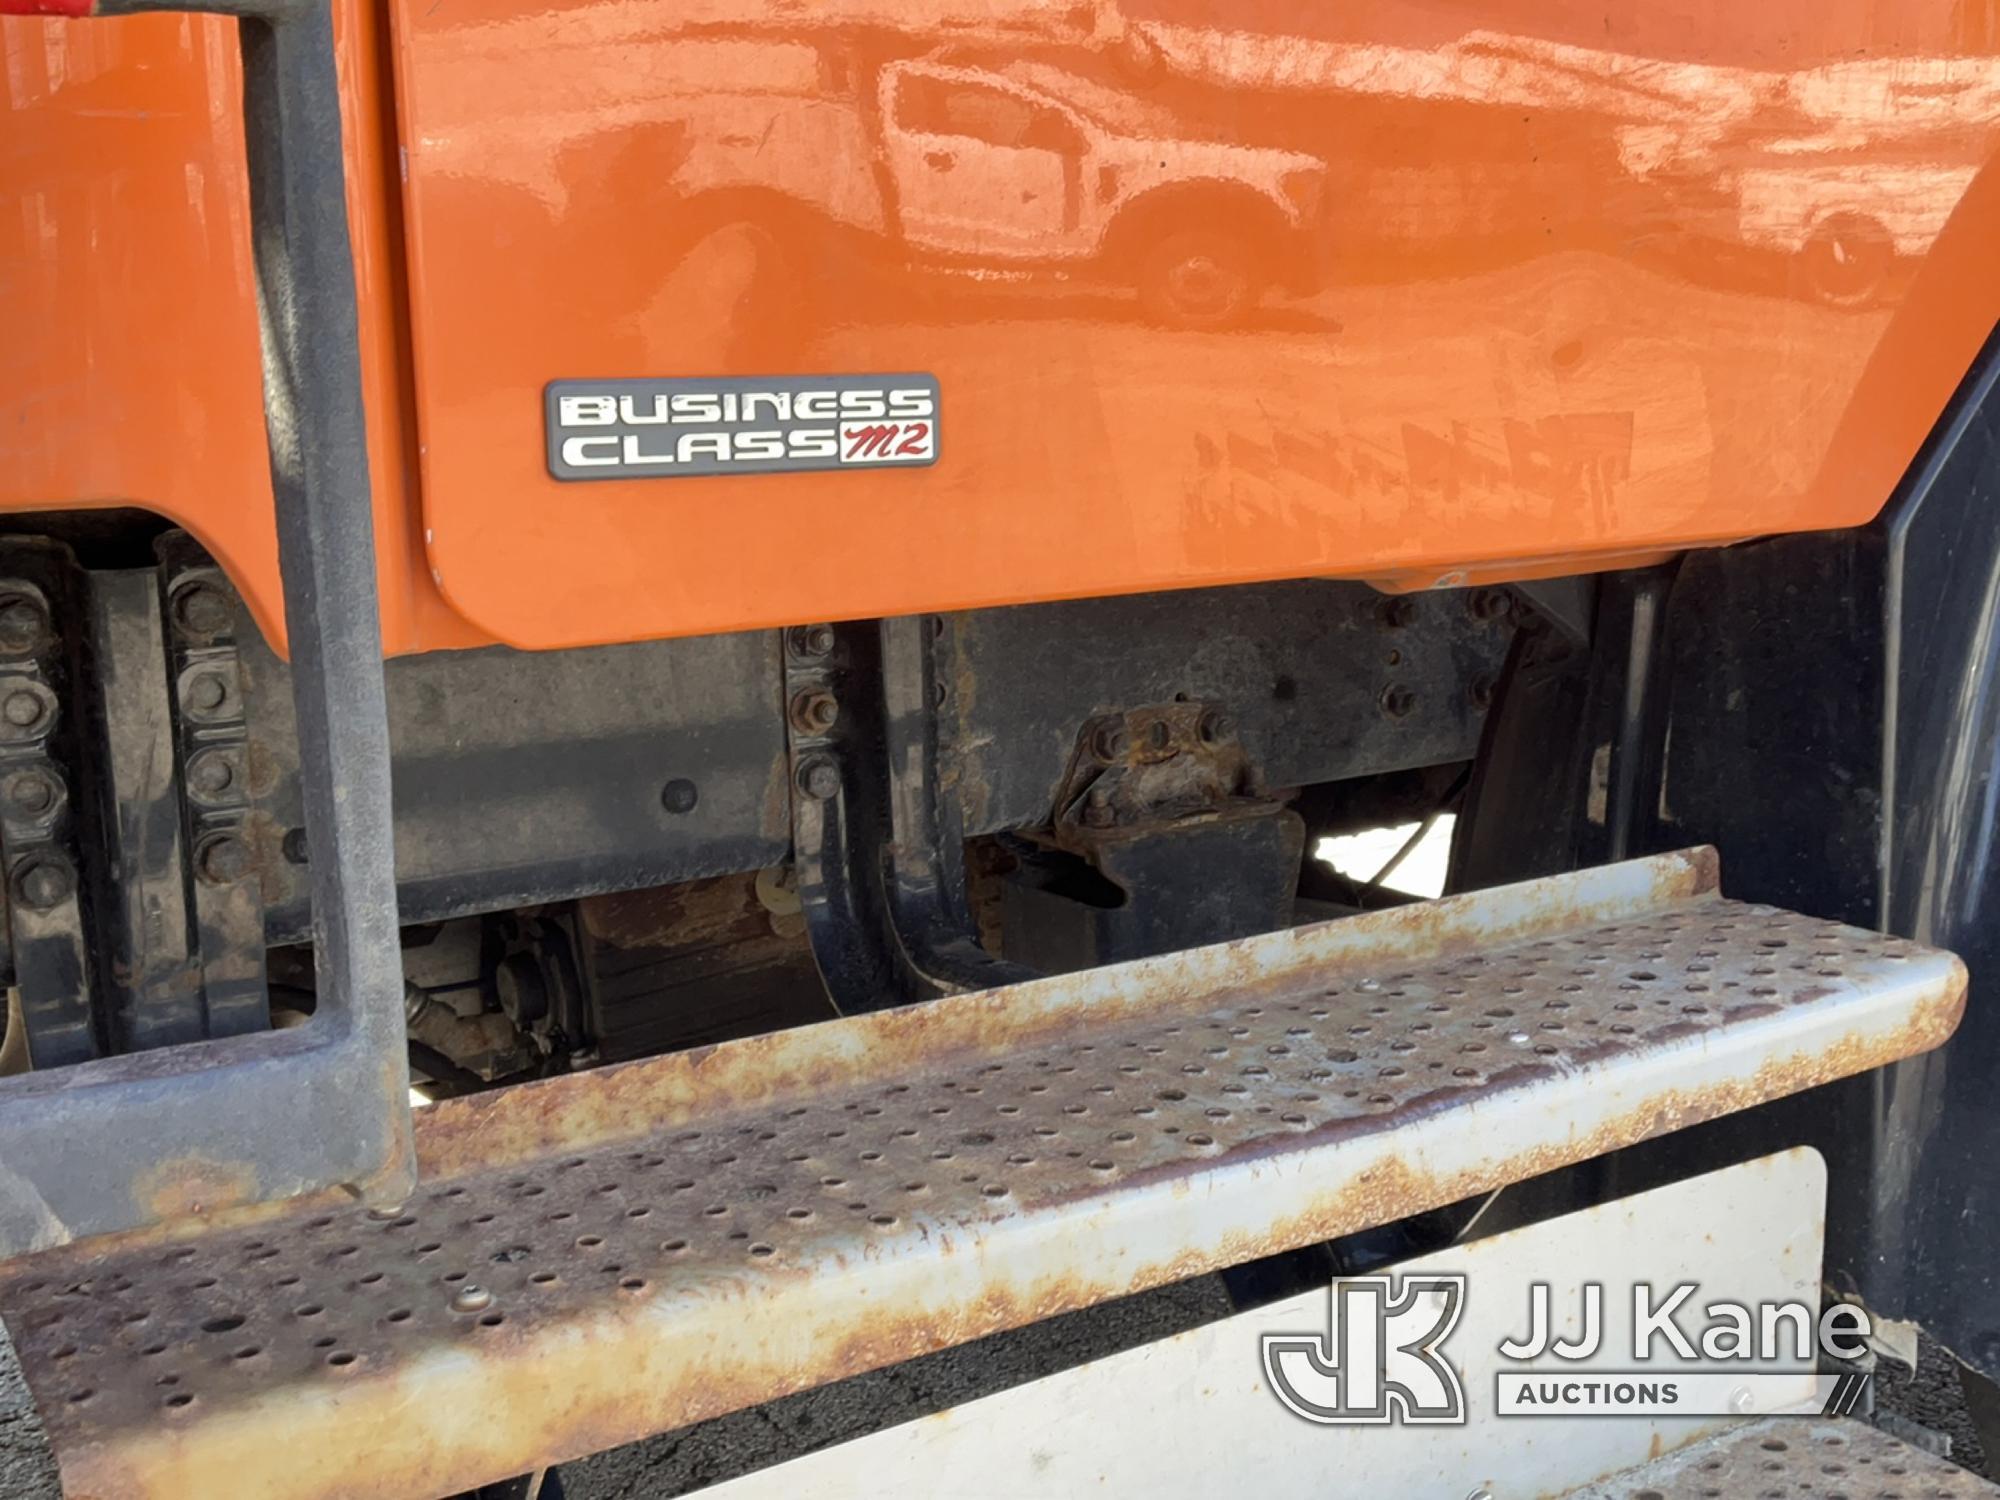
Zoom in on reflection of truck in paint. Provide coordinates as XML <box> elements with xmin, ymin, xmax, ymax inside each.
<box><xmin>1731</xmin><ymin>161</ymin><xmax>1980</xmax><ymax>304</ymax></box>
<box><xmin>667</xmin><ymin>54</ymin><xmax>1330</xmax><ymax>326</ymax></box>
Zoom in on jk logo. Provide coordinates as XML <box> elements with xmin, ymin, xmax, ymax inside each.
<box><xmin>1262</xmin><ymin>1274</ymin><xmax>1468</xmax><ymax>1425</ymax></box>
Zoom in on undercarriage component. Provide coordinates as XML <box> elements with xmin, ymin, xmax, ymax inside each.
<box><xmin>0</xmin><ymin>850</ymin><xmax>1962</xmax><ymax>1499</ymax></box>
<box><xmin>0</xmin><ymin>533</ymin><xmax>274</xmax><ymax>1065</ymax></box>
<box><xmin>573</xmin><ymin>875</ymin><xmax>829</xmax><ymax>1063</ymax></box>
<box><xmin>1000</xmin><ymin>698</ymin><xmax>1305</xmax><ymax>970</ymax></box>
<box><xmin>0</xmin><ymin>0</ymin><xmax>414</xmax><ymax>1256</ymax></box>
<box><xmin>783</xmin><ymin>615</ymin><xmax>1034</xmax><ymax>1012</ymax></box>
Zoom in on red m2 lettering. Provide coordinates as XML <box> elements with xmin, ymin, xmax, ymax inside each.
<box><xmin>844</xmin><ymin>422</ymin><xmax>932</xmax><ymax>461</ymax></box>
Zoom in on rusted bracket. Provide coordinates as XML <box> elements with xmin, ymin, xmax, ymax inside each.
<box><xmin>0</xmin><ymin>0</ymin><xmax>411</xmax><ymax>1253</ymax></box>
<box><xmin>783</xmin><ymin>615</ymin><xmax>1033</xmax><ymax>1012</ymax></box>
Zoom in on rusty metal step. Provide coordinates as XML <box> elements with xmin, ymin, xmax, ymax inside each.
<box><xmin>1562</xmin><ymin>1418</ymin><xmax>2000</xmax><ymax>1498</ymax></box>
<box><xmin>0</xmin><ymin>849</ymin><xmax>1965</xmax><ymax>1500</ymax></box>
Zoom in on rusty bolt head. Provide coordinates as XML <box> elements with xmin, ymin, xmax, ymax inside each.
<box><xmin>797</xmin><ymin>757</ymin><xmax>841</xmax><ymax>801</ymax></box>
<box><xmin>14</xmin><ymin>856</ymin><xmax>72</xmax><ymax>912</ymax></box>
<box><xmin>1197</xmin><ymin>709</ymin><xmax>1235</xmax><ymax>745</ymax></box>
<box><xmin>1</xmin><ymin>687</ymin><xmax>49</xmax><ymax>733</ymax></box>
<box><xmin>171</xmin><ymin>583</ymin><xmax>232</xmax><ymax>641</ymax></box>
<box><xmin>186</xmin><ymin>749</ymin><xmax>235</xmax><ymax>797</ymax></box>
<box><xmin>1377</xmin><ymin>596</ymin><xmax>1420</xmax><ymax>629</ymax></box>
<box><xmin>660</xmin><ymin>778</ymin><xmax>699</xmax><ymax>815</ymax></box>
<box><xmin>1379</xmin><ymin>683</ymin><xmax>1417</xmax><ymax>720</ymax></box>
<box><xmin>450</xmin><ymin>1284</ymin><xmax>494</xmax><ymax>1314</ymax></box>
<box><xmin>789</xmin><ymin>624</ymin><xmax>837</xmax><ymax>659</ymax></box>
<box><xmin>1089</xmin><ymin>720</ymin><xmax>1129</xmax><ymax>764</ymax></box>
<box><xmin>789</xmin><ymin>688</ymin><xmax>840</xmax><ymax>737</ymax></box>
<box><xmin>1083</xmin><ymin>787</ymin><xmax>1115</xmax><ymax>828</ymax></box>
<box><xmin>0</xmin><ymin>595</ymin><xmax>48</xmax><ymax>656</ymax></box>
<box><xmin>5</xmin><ymin>768</ymin><xmax>59</xmax><ymax>817</ymax></box>
<box><xmin>197</xmin><ymin>835</ymin><xmax>252</xmax><ymax>885</ymax></box>
<box><xmin>1467</xmin><ymin>587</ymin><xmax>1513</xmax><ymax>623</ymax></box>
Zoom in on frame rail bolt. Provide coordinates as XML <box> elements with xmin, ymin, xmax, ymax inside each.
<box><xmin>797</xmin><ymin>758</ymin><xmax>841</xmax><ymax>801</ymax></box>
<box><xmin>789</xmin><ymin>624</ymin><xmax>837</xmax><ymax>659</ymax></box>
<box><xmin>789</xmin><ymin>688</ymin><xmax>840</xmax><ymax>737</ymax></box>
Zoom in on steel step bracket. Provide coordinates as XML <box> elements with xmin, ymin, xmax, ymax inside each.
<box><xmin>0</xmin><ymin>848</ymin><xmax>1967</xmax><ymax>1499</ymax></box>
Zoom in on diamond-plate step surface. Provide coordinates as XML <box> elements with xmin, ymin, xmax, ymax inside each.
<box><xmin>1565</xmin><ymin>1419</ymin><xmax>2000</xmax><ymax>1498</ymax></box>
<box><xmin>0</xmin><ymin>851</ymin><xmax>1965</xmax><ymax>1500</ymax></box>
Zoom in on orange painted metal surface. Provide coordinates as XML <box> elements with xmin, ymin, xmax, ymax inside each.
<box><xmin>9</xmin><ymin>2</ymin><xmax>2000</xmax><ymax>653</ymax></box>
<box><xmin>0</xmin><ymin>3</ymin><xmax>481</xmax><ymax>655</ymax></box>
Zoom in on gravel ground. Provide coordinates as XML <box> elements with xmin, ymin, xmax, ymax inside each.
<box><xmin>1875</xmin><ymin>1333</ymin><xmax>1991</xmax><ymax>1476</ymax></box>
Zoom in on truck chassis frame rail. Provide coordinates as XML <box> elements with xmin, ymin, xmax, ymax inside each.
<box><xmin>0</xmin><ymin>849</ymin><xmax>1964</xmax><ymax>1499</ymax></box>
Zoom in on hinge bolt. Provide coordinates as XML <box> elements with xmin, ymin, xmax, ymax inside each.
<box><xmin>5</xmin><ymin>768</ymin><xmax>58</xmax><ymax>816</ymax></box>
<box><xmin>0</xmin><ymin>595</ymin><xmax>48</xmax><ymax>655</ymax></box>
<box><xmin>186</xmin><ymin>749</ymin><xmax>235</xmax><ymax>797</ymax></box>
<box><xmin>2</xmin><ymin>687</ymin><xmax>49</xmax><ymax>733</ymax></box>
<box><xmin>171</xmin><ymin>583</ymin><xmax>232</xmax><ymax>641</ymax></box>
<box><xmin>14</xmin><ymin>856</ymin><xmax>72</xmax><ymax>911</ymax></box>
<box><xmin>197</xmin><ymin>835</ymin><xmax>252</xmax><ymax>885</ymax></box>
<box><xmin>184</xmin><ymin>672</ymin><xmax>230</xmax><ymax>714</ymax></box>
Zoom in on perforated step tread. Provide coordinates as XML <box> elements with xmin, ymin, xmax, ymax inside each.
<box><xmin>1564</xmin><ymin>1419</ymin><xmax>2000</xmax><ymax>1498</ymax></box>
<box><xmin>0</xmin><ymin>852</ymin><xmax>1964</xmax><ymax>1500</ymax></box>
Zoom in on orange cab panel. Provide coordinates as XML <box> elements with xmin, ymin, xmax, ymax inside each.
<box><xmin>392</xmin><ymin>0</ymin><xmax>2000</xmax><ymax>649</ymax></box>
<box><xmin>0</xmin><ymin>4</ymin><xmax>482</xmax><ymax>655</ymax></box>
<box><xmin>8</xmin><ymin>3</ymin><xmax>2000</xmax><ymax>654</ymax></box>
